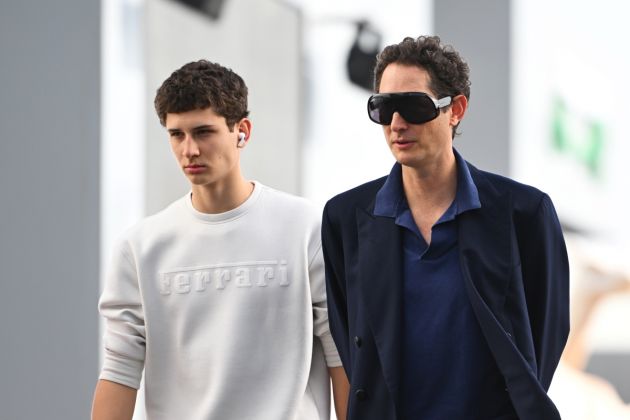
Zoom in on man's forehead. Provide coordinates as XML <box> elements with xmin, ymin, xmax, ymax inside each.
<box><xmin>165</xmin><ymin>107</ymin><xmax>224</xmax><ymax>128</ymax></box>
<box><xmin>379</xmin><ymin>63</ymin><xmax>433</xmax><ymax>94</ymax></box>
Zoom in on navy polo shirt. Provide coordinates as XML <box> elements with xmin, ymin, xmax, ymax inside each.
<box><xmin>374</xmin><ymin>148</ymin><xmax>514</xmax><ymax>419</ymax></box>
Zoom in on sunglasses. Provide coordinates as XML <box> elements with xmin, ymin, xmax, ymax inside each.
<box><xmin>367</xmin><ymin>92</ymin><xmax>452</xmax><ymax>125</ymax></box>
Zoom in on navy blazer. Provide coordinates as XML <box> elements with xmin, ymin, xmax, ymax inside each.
<box><xmin>322</xmin><ymin>162</ymin><xmax>570</xmax><ymax>420</ymax></box>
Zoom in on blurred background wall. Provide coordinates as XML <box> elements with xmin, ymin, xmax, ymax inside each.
<box><xmin>0</xmin><ymin>1</ymin><xmax>101</xmax><ymax>419</ymax></box>
<box><xmin>1</xmin><ymin>0</ymin><xmax>629</xmax><ymax>418</ymax></box>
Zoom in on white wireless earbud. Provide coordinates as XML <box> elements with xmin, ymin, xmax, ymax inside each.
<box><xmin>237</xmin><ymin>132</ymin><xmax>246</xmax><ymax>148</ymax></box>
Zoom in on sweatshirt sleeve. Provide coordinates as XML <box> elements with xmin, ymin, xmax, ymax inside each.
<box><xmin>309</xmin><ymin>243</ymin><xmax>342</xmax><ymax>368</ymax></box>
<box><xmin>98</xmin><ymin>239</ymin><xmax>146</xmax><ymax>389</ymax></box>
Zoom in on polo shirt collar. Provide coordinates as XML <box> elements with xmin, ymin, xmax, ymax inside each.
<box><xmin>373</xmin><ymin>147</ymin><xmax>481</xmax><ymax>219</ymax></box>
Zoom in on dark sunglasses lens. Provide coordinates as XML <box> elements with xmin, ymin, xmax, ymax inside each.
<box><xmin>368</xmin><ymin>96</ymin><xmax>394</xmax><ymax>125</ymax></box>
<box><xmin>398</xmin><ymin>95</ymin><xmax>438</xmax><ymax>124</ymax></box>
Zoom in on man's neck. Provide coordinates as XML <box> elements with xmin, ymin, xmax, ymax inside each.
<box><xmin>400</xmin><ymin>152</ymin><xmax>458</xmax><ymax>244</ymax></box>
<box><xmin>191</xmin><ymin>176</ymin><xmax>254</xmax><ymax>214</ymax></box>
<box><xmin>401</xmin><ymin>152</ymin><xmax>457</xmax><ymax>208</ymax></box>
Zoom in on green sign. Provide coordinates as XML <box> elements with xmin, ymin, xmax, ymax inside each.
<box><xmin>551</xmin><ymin>96</ymin><xmax>605</xmax><ymax>179</ymax></box>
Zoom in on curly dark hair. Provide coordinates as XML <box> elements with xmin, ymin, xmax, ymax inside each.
<box><xmin>373</xmin><ymin>36</ymin><xmax>471</xmax><ymax>137</ymax></box>
<box><xmin>154</xmin><ymin>60</ymin><xmax>249</xmax><ymax>130</ymax></box>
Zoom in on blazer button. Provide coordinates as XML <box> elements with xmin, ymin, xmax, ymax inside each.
<box><xmin>354</xmin><ymin>336</ymin><xmax>362</xmax><ymax>347</ymax></box>
<box><xmin>355</xmin><ymin>389</ymin><xmax>368</xmax><ymax>401</ymax></box>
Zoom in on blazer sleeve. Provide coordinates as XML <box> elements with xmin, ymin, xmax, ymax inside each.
<box><xmin>518</xmin><ymin>193</ymin><xmax>570</xmax><ymax>390</ymax></box>
<box><xmin>321</xmin><ymin>202</ymin><xmax>351</xmax><ymax>372</ymax></box>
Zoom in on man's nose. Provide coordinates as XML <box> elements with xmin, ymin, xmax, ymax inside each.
<box><xmin>390</xmin><ymin>112</ymin><xmax>409</xmax><ymax>131</ymax></box>
<box><xmin>182</xmin><ymin>134</ymin><xmax>200</xmax><ymax>157</ymax></box>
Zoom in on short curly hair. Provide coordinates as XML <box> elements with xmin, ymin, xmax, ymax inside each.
<box><xmin>373</xmin><ymin>36</ymin><xmax>471</xmax><ymax>137</ymax></box>
<box><xmin>154</xmin><ymin>60</ymin><xmax>249</xmax><ymax>130</ymax></box>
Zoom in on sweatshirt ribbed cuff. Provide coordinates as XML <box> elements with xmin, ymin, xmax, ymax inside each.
<box><xmin>99</xmin><ymin>350</ymin><xmax>144</xmax><ymax>390</ymax></box>
<box><xmin>319</xmin><ymin>331</ymin><xmax>342</xmax><ymax>367</ymax></box>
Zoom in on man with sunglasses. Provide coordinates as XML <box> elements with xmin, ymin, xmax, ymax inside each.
<box><xmin>322</xmin><ymin>36</ymin><xmax>569</xmax><ymax>420</ymax></box>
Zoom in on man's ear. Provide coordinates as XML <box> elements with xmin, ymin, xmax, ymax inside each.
<box><xmin>449</xmin><ymin>95</ymin><xmax>468</xmax><ymax>126</ymax></box>
<box><xmin>235</xmin><ymin>118</ymin><xmax>252</xmax><ymax>142</ymax></box>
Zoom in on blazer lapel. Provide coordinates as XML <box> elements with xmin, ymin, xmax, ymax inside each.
<box><xmin>356</xmin><ymin>206</ymin><xmax>403</xmax><ymax>405</ymax></box>
<box><xmin>458</xmin><ymin>171</ymin><xmax>513</xmax><ymax>318</ymax></box>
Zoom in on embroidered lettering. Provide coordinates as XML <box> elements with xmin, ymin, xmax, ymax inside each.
<box><xmin>194</xmin><ymin>271</ymin><xmax>211</xmax><ymax>291</ymax></box>
<box><xmin>278</xmin><ymin>260</ymin><xmax>289</xmax><ymax>286</ymax></box>
<box><xmin>214</xmin><ymin>268</ymin><xmax>231</xmax><ymax>289</ymax></box>
<box><xmin>159</xmin><ymin>274</ymin><xmax>172</xmax><ymax>295</ymax></box>
<box><xmin>159</xmin><ymin>260</ymin><xmax>291</xmax><ymax>296</ymax></box>
<box><xmin>235</xmin><ymin>268</ymin><xmax>252</xmax><ymax>287</ymax></box>
<box><xmin>257</xmin><ymin>266</ymin><xmax>273</xmax><ymax>287</ymax></box>
<box><xmin>174</xmin><ymin>273</ymin><xmax>191</xmax><ymax>294</ymax></box>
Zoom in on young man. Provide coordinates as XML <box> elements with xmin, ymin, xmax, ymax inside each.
<box><xmin>92</xmin><ymin>60</ymin><xmax>348</xmax><ymax>420</ymax></box>
<box><xmin>322</xmin><ymin>36</ymin><xmax>569</xmax><ymax>420</ymax></box>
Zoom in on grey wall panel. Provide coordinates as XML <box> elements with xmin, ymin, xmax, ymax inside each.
<box><xmin>0</xmin><ymin>1</ymin><xmax>100</xmax><ymax>419</ymax></box>
<box><xmin>434</xmin><ymin>0</ymin><xmax>511</xmax><ymax>175</ymax></box>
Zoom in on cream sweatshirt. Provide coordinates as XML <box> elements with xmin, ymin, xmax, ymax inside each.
<box><xmin>99</xmin><ymin>182</ymin><xmax>341</xmax><ymax>420</ymax></box>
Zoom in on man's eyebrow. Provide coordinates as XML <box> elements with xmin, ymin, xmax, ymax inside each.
<box><xmin>192</xmin><ymin>124</ymin><xmax>215</xmax><ymax>131</ymax></box>
<box><xmin>167</xmin><ymin>124</ymin><xmax>216</xmax><ymax>133</ymax></box>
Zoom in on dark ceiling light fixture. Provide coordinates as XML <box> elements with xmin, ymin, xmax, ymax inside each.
<box><xmin>173</xmin><ymin>0</ymin><xmax>227</xmax><ymax>20</ymax></box>
<box><xmin>346</xmin><ymin>20</ymin><xmax>382</xmax><ymax>91</ymax></box>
